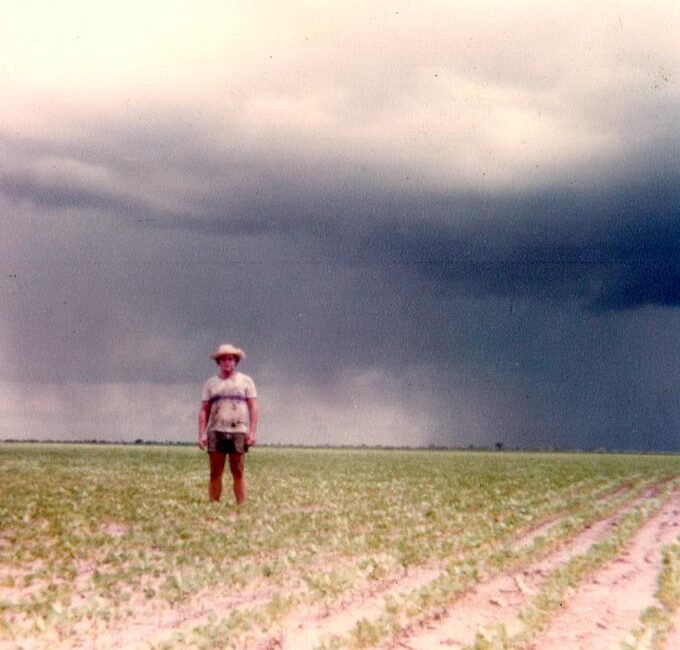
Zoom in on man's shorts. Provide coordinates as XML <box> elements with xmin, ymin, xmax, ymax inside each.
<box><xmin>207</xmin><ymin>430</ymin><xmax>249</xmax><ymax>454</ymax></box>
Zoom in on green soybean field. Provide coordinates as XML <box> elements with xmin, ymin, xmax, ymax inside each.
<box><xmin>1</xmin><ymin>444</ymin><xmax>679</xmax><ymax>649</ymax></box>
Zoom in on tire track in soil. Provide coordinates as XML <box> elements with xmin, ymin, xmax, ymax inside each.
<box><xmin>391</xmin><ymin>483</ymin><xmax>679</xmax><ymax>650</ymax></box>
<box><xmin>264</xmin><ymin>483</ymin><xmax>648</xmax><ymax>650</ymax></box>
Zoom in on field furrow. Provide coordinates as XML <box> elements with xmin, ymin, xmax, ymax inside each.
<box><xmin>527</xmin><ymin>484</ymin><xmax>680</xmax><ymax>650</ymax></box>
<box><xmin>284</xmin><ymin>480</ymin><xmax>669</xmax><ymax>650</ymax></box>
<box><xmin>385</xmin><ymin>483</ymin><xmax>672</xmax><ymax>650</ymax></box>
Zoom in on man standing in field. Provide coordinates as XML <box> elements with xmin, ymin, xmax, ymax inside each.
<box><xmin>198</xmin><ymin>343</ymin><xmax>258</xmax><ymax>504</ymax></box>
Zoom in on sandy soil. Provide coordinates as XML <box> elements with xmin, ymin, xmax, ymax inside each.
<box><xmin>666</xmin><ymin>609</ymin><xmax>680</xmax><ymax>649</ymax></box>
<box><xmin>527</xmin><ymin>487</ymin><xmax>680</xmax><ymax>650</ymax></box>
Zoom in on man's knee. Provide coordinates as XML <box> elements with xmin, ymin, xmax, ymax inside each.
<box><xmin>209</xmin><ymin>455</ymin><xmax>226</xmax><ymax>480</ymax></box>
<box><xmin>229</xmin><ymin>456</ymin><xmax>244</xmax><ymax>480</ymax></box>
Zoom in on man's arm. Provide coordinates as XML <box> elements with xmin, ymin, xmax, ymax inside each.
<box><xmin>198</xmin><ymin>401</ymin><xmax>211</xmax><ymax>449</ymax></box>
<box><xmin>246</xmin><ymin>398</ymin><xmax>258</xmax><ymax>446</ymax></box>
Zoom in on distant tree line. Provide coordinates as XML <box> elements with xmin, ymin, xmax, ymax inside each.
<box><xmin>1</xmin><ymin>439</ymin><xmax>674</xmax><ymax>455</ymax></box>
<box><xmin>1</xmin><ymin>438</ymin><xmax>193</xmax><ymax>446</ymax></box>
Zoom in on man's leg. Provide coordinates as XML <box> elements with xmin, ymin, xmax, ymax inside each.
<box><xmin>208</xmin><ymin>451</ymin><xmax>227</xmax><ymax>501</ymax></box>
<box><xmin>228</xmin><ymin>452</ymin><xmax>246</xmax><ymax>505</ymax></box>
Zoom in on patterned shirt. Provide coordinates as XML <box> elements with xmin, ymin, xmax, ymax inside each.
<box><xmin>201</xmin><ymin>372</ymin><xmax>257</xmax><ymax>434</ymax></box>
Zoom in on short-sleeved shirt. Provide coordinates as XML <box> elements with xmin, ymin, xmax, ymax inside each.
<box><xmin>201</xmin><ymin>372</ymin><xmax>257</xmax><ymax>434</ymax></box>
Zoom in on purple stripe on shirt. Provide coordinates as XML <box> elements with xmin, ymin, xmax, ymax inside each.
<box><xmin>209</xmin><ymin>395</ymin><xmax>248</xmax><ymax>403</ymax></box>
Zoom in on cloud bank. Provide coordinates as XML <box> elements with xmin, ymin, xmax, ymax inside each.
<box><xmin>2</xmin><ymin>1</ymin><xmax>679</xmax><ymax>450</ymax></box>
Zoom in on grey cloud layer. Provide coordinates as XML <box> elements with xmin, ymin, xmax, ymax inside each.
<box><xmin>3</xmin><ymin>119</ymin><xmax>679</xmax><ymax>393</ymax></box>
<box><xmin>4</xmin><ymin>116</ymin><xmax>679</xmax><ymax>323</ymax></box>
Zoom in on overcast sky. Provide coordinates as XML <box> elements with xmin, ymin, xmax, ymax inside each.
<box><xmin>2</xmin><ymin>1</ymin><xmax>679</xmax><ymax>450</ymax></box>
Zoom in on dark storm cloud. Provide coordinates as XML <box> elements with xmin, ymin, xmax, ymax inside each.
<box><xmin>2</xmin><ymin>109</ymin><xmax>679</xmax><ymax>450</ymax></box>
<box><xmin>0</xmin><ymin>164</ymin><xmax>274</xmax><ymax>236</ymax></box>
<box><xmin>3</xmin><ymin>115</ymin><xmax>679</xmax><ymax>331</ymax></box>
<box><xmin>0</xmin><ymin>169</ymin><xmax>145</xmax><ymax>215</ymax></box>
<box><xmin>125</xmin><ymin>157</ymin><xmax>680</xmax><ymax>315</ymax></box>
<box><xmin>592</xmin><ymin>259</ymin><xmax>680</xmax><ymax>311</ymax></box>
<box><xmin>351</xmin><ymin>186</ymin><xmax>680</xmax><ymax>313</ymax></box>
<box><xmin>0</xmin><ymin>122</ymin><xmax>680</xmax><ymax>392</ymax></box>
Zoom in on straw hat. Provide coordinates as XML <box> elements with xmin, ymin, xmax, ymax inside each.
<box><xmin>209</xmin><ymin>343</ymin><xmax>246</xmax><ymax>361</ymax></box>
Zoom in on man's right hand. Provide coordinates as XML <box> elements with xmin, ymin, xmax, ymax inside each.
<box><xmin>198</xmin><ymin>432</ymin><xmax>207</xmax><ymax>450</ymax></box>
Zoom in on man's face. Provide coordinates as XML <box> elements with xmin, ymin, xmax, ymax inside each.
<box><xmin>217</xmin><ymin>355</ymin><xmax>238</xmax><ymax>376</ymax></box>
